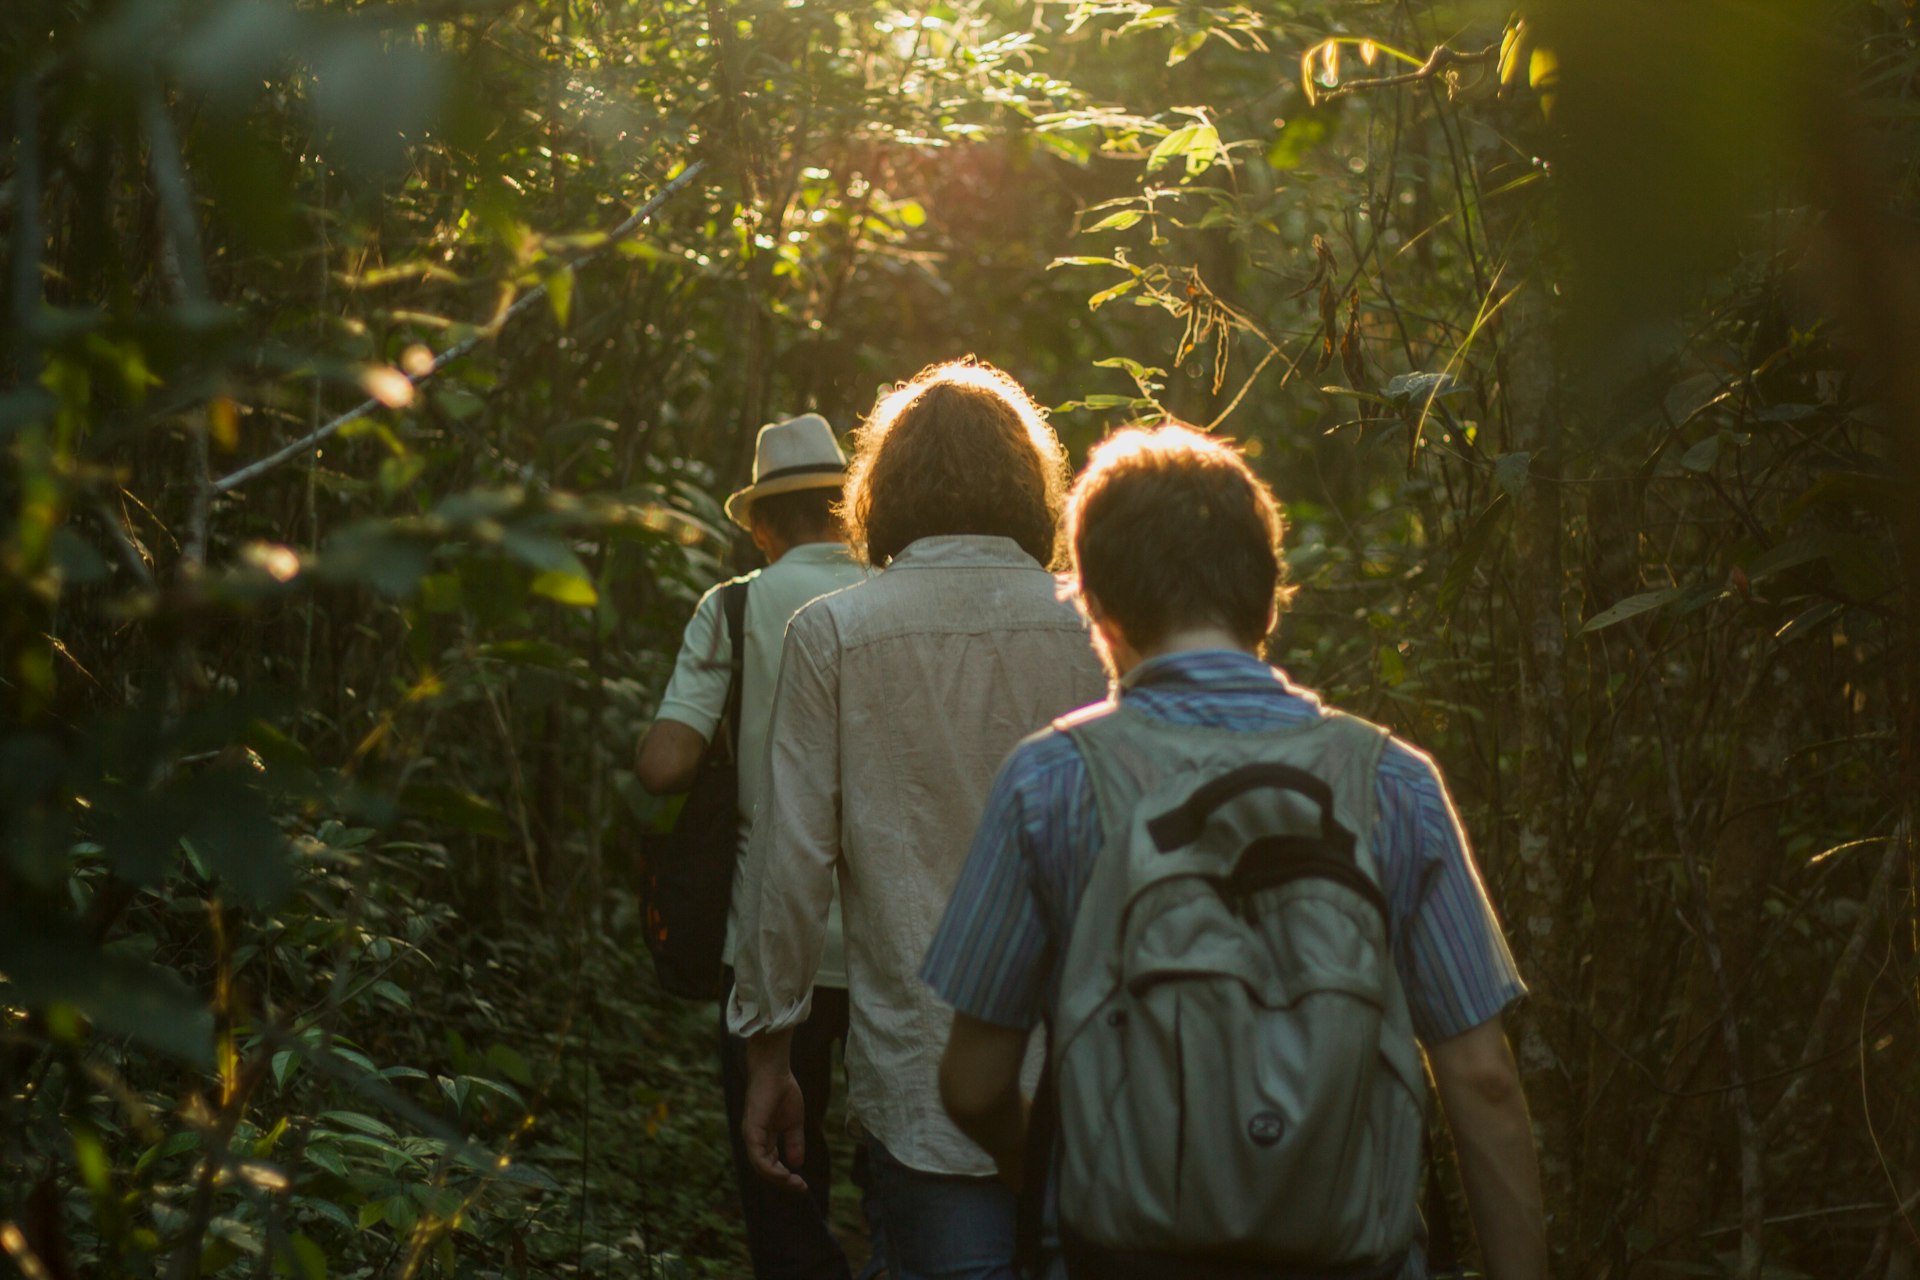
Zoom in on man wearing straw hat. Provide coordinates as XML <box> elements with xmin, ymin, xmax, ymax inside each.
<box><xmin>638</xmin><ymin>413</ymin><xmax>873</xmax><ymax>1280</ymax></box>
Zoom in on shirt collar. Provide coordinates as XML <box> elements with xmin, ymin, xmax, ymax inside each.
<box><xmin>1119</xmin><ymin>648</ymin><xmax>1309</xmax><ymax>699</ymax></box>
<box><xmin>777</xmin><ymin>541</ymin><xmax>859</xmax><ymax>566</ymax></box>
<box><xmin>886</xmin><ymin>535</ymin><xmax>1045</xmax><ymax>572</ymax></box>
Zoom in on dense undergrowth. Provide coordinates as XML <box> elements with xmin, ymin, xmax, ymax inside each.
<box><xmin>4</xmin><ymin>0</ymin><xmax>1919</xmax><ymax>1275</ymax></box>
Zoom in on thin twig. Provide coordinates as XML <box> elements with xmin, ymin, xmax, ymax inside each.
<box><xmin>211</xmin><ymin>159</ymin><xmax>707</xmax><ymax>494</ymax></box>
<box><xmin>141</xmin><ymin>85</ymin><xmax>215</xmax><ymax>572</ymax></box>
<box><xmin>1312</xmin><ymin>41</ymin><xmax>1498</xmax><ymax>105</ymax></box>
<box><xmin>1764</xmin><ymin>822</ymin><xmax>1906</xmax><ymax>1141</ymax></box>
<box><xmin>1647</xmin><ymin>666</ymin><xmax>1766</xmax><ymax>1280</ymax></box>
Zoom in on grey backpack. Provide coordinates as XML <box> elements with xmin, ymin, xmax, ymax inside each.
<box><xmin>1050</xmin><ymin>700</ymin><xmax>1426</xmax><ymax>1268</ymax></box>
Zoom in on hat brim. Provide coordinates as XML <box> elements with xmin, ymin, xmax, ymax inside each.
<box><xmin>724</xmin><ymin>470</ymin><xmax>846</xmax><ymax>529</ymax></box>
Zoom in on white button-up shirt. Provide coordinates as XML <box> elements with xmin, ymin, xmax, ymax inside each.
<box><xmin>728</xmin><ymin>534</ymin><xmax>1107</xmax><ymax>1175</ymax></box>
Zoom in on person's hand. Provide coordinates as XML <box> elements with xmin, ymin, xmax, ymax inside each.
<box><xmin>742</xmin><ymin>1050</ymin><xmax>808</xmax><ymax>1191</ymax></box>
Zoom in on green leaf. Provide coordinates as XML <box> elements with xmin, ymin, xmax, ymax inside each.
<box><xmin>370</xmin><ymin>980</ymin><xmax>413</xmax><ymax>1010</ymax></box>
<box><xmin>1082</xmin><ymin>209</ymin><xmax>1144</xmax><ymax>234</ymax></box>
<box><xmin>1436</xmin><ymin>495</ymin><xmax>1511</xmax><ymax>619</ymax></box>
<box><xmin>500</xmin><ymin>529</ymin><xmax>588</xmax><ymax>576</ymax></box>
<box><xmin>487</xmin><ymin>1043</ymin><xmax>534</xmax><ymax>1086</ymax></box>
<box><xmin>1266</xmin><ymin>114</ymin><xmax>1329</xmax><ymax>170</ymax></box>
<box><xmin>305</xmin><ymin>1145</ymin><xmax>350</xmax><ymax>1179</ymax></box>
<box><xmin>184</xmin><ymin>777</ymin><xmax>293</xmax><ymax>906</ymax></box>
<box><xmin>317</xmin><ymin>523</ymin><xmax>432</xmax><ymax>598</ymax></box>
<box><xmin>320</xmin><ymin>1111</ymin><xmax>399</xmax><ymax>1141</ymax></box>
<box><xmin>385</xmin><ymin>1193</ymin><xmax>419</xmax><ymax>1235</ymax></box>
<box><xmin>1092</xmin><ymin>357</ymin><xmax>1166</xmax><ymax>379</ymax></box>
<box><xmin>276</xmin><ymin>1233</ymin><xmax>327</xmax><ymax>1280</ymax></box>
<box><xmin>0</xmin><ymin>910</ymin><xmax>213</xmax><ymax>1064</ymax></box>
<box><xmin>1059</xmin><ymin>394</ymin><xmax>1146</xmax><ymax>411</ymax></box>
<box><xmin>1166</xmin><ymin>30</ymin><xmax>1208</xmax><ymax>65</ymax></box>
<box><xmin>1678</xmin><ymin>434</ymin><xmax>1720</xmax><ymax>472</ymax></box>
<box><xmin>378</xmin><ymin>454</ymin><xmax>426</xmax><ymax>496</ymax></box>
<box><xmin>476</xmin><ymin>639</ymin><xmax>579</xmax><ymax>668</ymax></box>
<box><xmin>1580</xmin><ymin>587</ymin><xmax>1685</xmax><ymax>634</ymax></box>
<box><xmin>529</xmin><ymin>569</ymin><xmax>599</xmax><ymax>606</ymax></box>
<box><xmin>1319</xmin><ymin>385</ymin><xmax>1390</xmax><ymax>406</ymax></box>
<box><xmin>1384</xmin><ymin>371</ymin><xmax>1467</xmax><ymax>405</ymax></box>
<box><xmin>1147</xmin><ymin>124</ymin><xmax>1200</xmax><ymax>172</ymax></box>
<box><xmin>895</xmin><ymin>200</ymin><xmax>927</xmax><ymax>228</ymax></box>
<box><xmin>399</xmin><ymin>783</ymin><xmax>511</xmax><ymax>838</ymax></box>
<box><xmin>1742</xmin><ymin>536</ymin><xmax>1840</xmax><ymax>584</ymax></box>
<box><xmin>134</xmin><ymin>1130</ymin><xmax>201</xmax><ymax>1176</ymax></box>
<box><xmin>546</xmin><ymin>264</ymin><xmax>574</xmax><ymax>330</ymax></box>
<box><xmin>1088</xmin><ymin>278</ymin><xmax>1140</xmax><ymax>310</ymax></box>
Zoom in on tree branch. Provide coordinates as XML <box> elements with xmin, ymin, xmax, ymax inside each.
<box><xmin>1313</xmin><ymin>41</ymin><xmax>1499</xmax><ymax>105</ymax></box>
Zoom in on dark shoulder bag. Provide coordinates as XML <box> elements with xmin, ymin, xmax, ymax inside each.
<box><xmin>641</xmin><ymin>580</ymin><xmax>748</xmax><ymax>1001</ymax></box>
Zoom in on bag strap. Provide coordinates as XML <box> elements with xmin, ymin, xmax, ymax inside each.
<box><xmin>1014</xmin><ymin>1021</ymin><xmax>1056</xmax><ymax>1275</ymax></box>
<box><xmin>1424</xmin><ymin>1131</ymin><xmax>1462</xmax><ymax>1277</ymax></box>
<box><xmin>1144</xmin><ymin>761</ymin><xmax>1356</xmax><ymax>856</ymax></box>
<box><xmin>718</xmin><ymin>579</ymin><xmax>749</xmax><ymax>764</ymax></box>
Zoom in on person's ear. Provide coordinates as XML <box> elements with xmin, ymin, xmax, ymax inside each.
<box><xmin>748</xmin><ymin>515</ymin><xmax>778</xmax><ymax>559</ymax></box>
<box><xmin>1081</xmin><ymin>589</ymin><xmax>1138</xmax><ymax>669</ymax></box>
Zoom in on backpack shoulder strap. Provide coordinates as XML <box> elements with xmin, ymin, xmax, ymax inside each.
<box><xmin>718</xmin><ymin>579</ymin><xmax>749</xmax><ymax>761</ymax></box>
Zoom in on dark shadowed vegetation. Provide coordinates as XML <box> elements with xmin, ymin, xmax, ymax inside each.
<box><xmin>2</xmin><ymin>0</ymin><xmax>1916</xmax><ymax>1275</ymax></box>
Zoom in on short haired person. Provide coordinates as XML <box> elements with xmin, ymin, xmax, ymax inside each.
<box><xmin>637</xmin><ymin>413</ymin><xmax>871</xmax><ymax>1280</ymax></box>
<box><xmin>727</xmin><ymin>361</ymin><xmax>1108</xmax><ymax>1280</ymax></box>
<box><xmin>922</xmin><ymin>425</ymin><xmax>1548</xmax><ymax>1279</ymax></box>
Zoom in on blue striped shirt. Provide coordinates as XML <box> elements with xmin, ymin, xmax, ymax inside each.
<box><xmin>922</xmin><ymin>649</ymin><xmax>1525</xmax><ymax>1044</ymax></box>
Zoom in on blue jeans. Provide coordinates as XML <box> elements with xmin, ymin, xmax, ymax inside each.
<box><xmin>868</xmin><ymin>1137</ymin><xmax>1018</xmax><ymax>1280</ymax></box>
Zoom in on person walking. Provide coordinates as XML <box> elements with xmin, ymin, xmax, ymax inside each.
<box><xmin>728</xmin><ymin>360</ymin><xmax>1107</xmax><ymax>1280</ymax></box>
<box><xmin>924</xmin><ymin>425</ymin><xmax>1548</xmax><ymax>1279</ymax></box>
<box><xmin>637</xmin><ymin>413</ymin><xmax>871</xmax><ymax>1280</ymax></box>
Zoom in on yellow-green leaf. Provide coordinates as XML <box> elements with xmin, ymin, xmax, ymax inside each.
<box><xmin>1166</xmin><ymin>30</ymin><xmax>1207</xmax><ymax>66</ymax></box>
<box><xmin>1529</xmin><ymin>47</ymin><xmax>1559</xmax><ymax>89</ymax></box>
<box><xmin>530</xmin><ymin>570</ymin><xmax>597</xmax><ymax>606</ymax></box>
<box><xmin>1083</xmin><ymin>209</ymin><xmax>1144</xmax><ymax>233</ymax></box>
<box><xmin>547</xmin><ymin>264</ymin><xmax>575</xmax><ymax>330</ymax></box>
<box><xmin>1088</xmin><ymin>278</ymin><xmax>1140</xmax><ymax>310</ymax></box>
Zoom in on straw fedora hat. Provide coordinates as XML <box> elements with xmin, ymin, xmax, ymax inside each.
<box><xmin>724</xmin><ymin>413</ymin><xmax>849</xmax><ymax>529</ymax></box>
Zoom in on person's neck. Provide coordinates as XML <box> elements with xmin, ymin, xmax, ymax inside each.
<box><xmin>788</xmin><ymin>530</ymin><xmax>844</xmax><ymax>550</ymax></box>
<box><xmin>1111</xmin><ymin>626</ymin><xmax>1255</xmax><ymax>680</ymax></box>
<box><xmin>764</xmin><ymin>530</ymin><xmax>845</xmax><ymax>563</ymax></box>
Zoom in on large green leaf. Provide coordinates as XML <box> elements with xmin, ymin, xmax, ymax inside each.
<box><xmin>0</xmin><ymin>910</ymin><xmax>212</xmax><ymax>1064</ymax></box>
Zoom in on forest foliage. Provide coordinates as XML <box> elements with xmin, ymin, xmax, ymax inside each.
<box><xmin>2</xmin><ymin>0</ymin><xmax>1918</xmax><ymax>1276</ymax></box>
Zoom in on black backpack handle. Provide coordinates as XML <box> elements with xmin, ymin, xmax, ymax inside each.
<box><xmin>1144</xmin><ymin>762</ymin><xmax>1355</xmax><ymax>857</ymax></box>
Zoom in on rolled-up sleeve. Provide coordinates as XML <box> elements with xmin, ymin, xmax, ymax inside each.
<box><xmin>1376</xmin><ymin>742</ymin><xmax>1527</xmax><ymax>1044</ymax></box>
<box><xmin>727</xmin><ymin>608</ymin><xmax>842</xmax><ymax>1038</ymax></box>
<box><xmin>654</xmin><ymin>586</ymin><xmax>728</xmax><ymax>738</ymax></box>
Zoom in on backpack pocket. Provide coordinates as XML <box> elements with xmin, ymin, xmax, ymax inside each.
<box><xmin>1058</xmin><ymin>875</ymin><xmax>1423</xmax><ymax>1264</ymax></box>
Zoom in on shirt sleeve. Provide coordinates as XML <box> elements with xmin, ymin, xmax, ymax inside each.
<box><xmin>921</xmin><ymin>743</ymin><xmax>1057</xmax><ymax>1031</ymax></box>
<box><xmin>653</xmin><ymin>584</ymin><xmax>731</xmax><ymax>739</ymax></box>
<box><xmin>726</xmin><ymin>608</ymin><xmax>841</xmax><ymax>1038</ymax></box>
<box><xmin>1376</xmin><ymin>741</ymin><xmax>1527</xmax><ymax>1044</ymax></box>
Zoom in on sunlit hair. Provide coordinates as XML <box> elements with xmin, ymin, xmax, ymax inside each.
<box><xmin>1066</xmin><ymin>423</ymin><xmax>1294</xmax><ymax>650</ymax></box>
<box><xmin>841</xmin><ymin>358</ymin><xmax>1069</xmax><ymax>568</ymax></box>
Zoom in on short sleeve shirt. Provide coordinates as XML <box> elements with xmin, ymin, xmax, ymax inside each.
<box><xmin>654</xmin><ymin>541</ymin><xmax>869</xmax><ymax>985</ymax></box>
<box><xmin>921</xmin><ymin>649</ymin><xmax>1525</xmax><ymax>1045</ymax></box>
